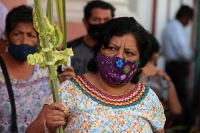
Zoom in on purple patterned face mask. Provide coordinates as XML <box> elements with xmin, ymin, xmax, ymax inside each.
<box><xmin>96</xmin><ymin>52</ymin><xmax>141</xmax><ymax>85</ymax></box>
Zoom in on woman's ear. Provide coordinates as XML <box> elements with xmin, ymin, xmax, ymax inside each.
<box><xmin>151</xmin><ymin>53</ymin><xmax>159</xmax><ymax>66</ymax></box>
<box><xmin>4</xmin><ymin>31</ymin><xmax>8</xmax><ymax>41</ymax></box>
<box><xmin>3</xmin><ymin>31</ymin><xmax>9</xmax><ymax>47</ymax></box>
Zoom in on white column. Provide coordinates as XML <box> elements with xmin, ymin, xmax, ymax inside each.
<box><xmin>105</xmin><ymin>0</ymin><xmax>139</xmax><ymax>20</ymax></box>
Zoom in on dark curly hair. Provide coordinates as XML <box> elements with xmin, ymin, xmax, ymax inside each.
<box><xmin>84</xmin><ymin>0</ymin><xmax>115</xmax><ymax>20</ymax></box>
<box><xmin>148</xmin><ymin>33</ymin><xmax>160</xmax><ymax>57</ymax></box>
<box><xmin>175</xmin><ymin>5</ymin><xmax>193</xmax><ymax>19</ymax></box>
<box><xmin>6</xmin><ymin>5</ymin><xmax>33</xmax><ymax>35</ymax></box>
<box><xmin>87</xmin><ymin>17</ymin><xmax>151</xmax><ymax>84</ymax></box>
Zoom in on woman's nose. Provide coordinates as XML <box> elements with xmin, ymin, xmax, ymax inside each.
<box><xmin>22</xmin><ymin>35</ymin><xmax>29</xmax><ymax>44</ymax></box>
<box><xmin>116</xmin><ymin>50</ymin><xmax>124</xmax><ymax>59</ymax></box>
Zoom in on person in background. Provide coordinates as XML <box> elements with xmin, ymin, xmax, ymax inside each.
<box><xmin>26</xmin><ymin>17</ymin><xmax>165</xmax><ymax>133</ymax></box>
<box><xmin>0</xmin><ymin>2</ymin><xmax>8</xmax><ymax>54</ymax></box>
<box><xmin>162</xmin><ymin>5</ymin><xmax>196</xmax><ymax>132</ymax></box>
<box><xmin>58</xmin><ymin>0</ymin><xmax>115</xmax><ymax>81</ymax></box>
<box><xmin>140</xmin><ymin>33</ymin><xmax>182</xmax><ymax>129</ymax></box>
<box><xmin>0</xmin><ymin>5</ymin><xmax>52</xmax><ymax>133</ymax></box>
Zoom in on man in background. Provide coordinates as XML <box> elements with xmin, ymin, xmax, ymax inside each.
<box><xmin>65</xmin><ymin>0</ymin><xmax>115</xmax><ymax>76</ymax></box>
<box><xmin>162</xmin><ymin>5</ymin><xmax>196</xmax><ymax>132</ymax></box>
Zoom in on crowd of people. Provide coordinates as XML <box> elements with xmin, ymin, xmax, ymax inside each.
<box><xmin>0</xmin><ymin>0</ymin><xmax>198</xmax><ymax>133</ymax></box>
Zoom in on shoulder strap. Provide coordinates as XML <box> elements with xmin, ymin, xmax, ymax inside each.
<box><xmin>0</xmin><ymin>56</ymin><xmax>18</xmax><ymax>133</ymax></box>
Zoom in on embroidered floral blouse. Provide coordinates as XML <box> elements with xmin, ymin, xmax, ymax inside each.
<box><xmin>45</xmin><ymin>75</ymin><xmax>165</xmax><ymax>133</ymax></box>
<box><xmin>0</xmin><ymin>64</ymin><xmax>52</xmax><ymax>133</ymax></box>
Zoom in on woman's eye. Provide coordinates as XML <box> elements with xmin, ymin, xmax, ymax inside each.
<box><xmin>126</xmin><ymin>51</ymin><xmax>134</xmax><ymax>56</ymax></box>
<box><xmin>15</xmin><ymin>33</ymin><xmax>20</xmax><ymax>36</ymax></box>
<box><xmin>108</xmin><ymin>47</ymin><xmax>116</xmax><ymax>51</ymax></box>
<box><xmin>29</xmin><ymin>34</ymin><xmax>36</xmax><ymax>38</ymax></box>
<box><xmin>93</xmin><ymin>18</ymin><xmax>99</xmax><ymax>21</ymax></box>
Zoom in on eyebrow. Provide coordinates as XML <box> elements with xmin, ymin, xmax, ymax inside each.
<box><xmin>27</xmin><ymin>32</ymin><xmax>36</xmax><ymax>34</ymax></box>
<box><xmin>109</xmin><ymin>43</ymin><xmax>137</xmax><ymax>52</ymax></box>
<box><xmin>104</xmin><ymin>17</ymin><xmax>111</xmax><ymax>19</ymax></box>
<box><xmin>125</xmin><ymin>48</ymin><xmax>137</xmax><ymax>53</ymax></box>
<box><xmin>16</xmin><ymin>30</ymin><xmax>36</xmax><ymax>34</ymax></box>
<box><xmin>109</xmin><ymin>43</ymin><xmax>119</xmax><ymax>47</ymax></box>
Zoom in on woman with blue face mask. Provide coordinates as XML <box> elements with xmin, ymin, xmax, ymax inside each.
<box><xmin>26</xmin><ymin>17</ymin><xmax>165</xmax><ymax>133</ymax></box>
<box><xmin>0</xmin><ymin>5</ymin><xmax>52</xmax><ymax>133</ymax></box>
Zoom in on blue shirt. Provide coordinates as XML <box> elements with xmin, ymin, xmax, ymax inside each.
<box><xmin>162</xmin><ymin>19</ymin><xmax>194</xmax><ymax>62</ymax></box>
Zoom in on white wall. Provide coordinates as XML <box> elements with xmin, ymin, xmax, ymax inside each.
<box><xmin>128</xmin><ymin>0</ymin><xmax>153</xmax><ymax>32</ymax></box>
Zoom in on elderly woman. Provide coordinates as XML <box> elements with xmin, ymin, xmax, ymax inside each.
<box><xmin>0</xmin><ymin>5</ymin><xmax>52</xmax><ymax>133</ymax></box>
<box><xmin>26</xmin><ymin>17</ymin><xmax>165</xmax><ymax>133</ymax></box>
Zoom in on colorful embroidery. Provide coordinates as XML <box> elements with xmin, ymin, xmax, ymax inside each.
<box><xmin>0</xmin><ymin>64</ymin><xmax>52</xmax><ymax>133</ymax></box>
<box><xmin>95</xmin><ymin>52</ymin><xmax>141</xmax><ymax>85</ymax></box>
<box><xmin>116</xmin><ymin>59</ymin><xmax>123</xmax><ymax>68</ymax></box>
<box><xmin>45</xmin><ymin>75</ymin><xmax>166</xmax><ymax>132</ymax></box>
<box><xmin>72</xmin><ymin>75</ymin><xmax>149</xmax><ymax>108</ymax></box>
<box><xmin>124</xmin><ymin>65</ymin><xmax>131</xmax><ymax>73</ymax></box>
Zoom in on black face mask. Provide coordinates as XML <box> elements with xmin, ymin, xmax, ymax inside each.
<box><xmin>87</xmin><ymin>23</ymin><xmax>102</xmax><ymax>41</ymax></box>
<box><xmin>8</xmin><ymin>42</ymin><xmax>37</xmax><ymax>62</ymax></box>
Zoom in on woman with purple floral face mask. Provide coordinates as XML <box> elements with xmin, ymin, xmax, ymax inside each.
<box><xmin>26</xmin><ymin>17</ymin><xmax>165</xmax><ymax>133</ymax></box>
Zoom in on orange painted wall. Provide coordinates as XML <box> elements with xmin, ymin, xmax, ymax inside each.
<box><xmin>66</xmin><ymin>22</ymin><xmax>86</xmax><ymax>42</ymax></box>
<box><xmin>1</xmin><ymin>0</ymin><xmax>26</xmax><ymax>11</ymax></box>
<box><xmin>54</xmin><ymin>21</ymin><xmax>86</xmax><ymax>42</ymax></box>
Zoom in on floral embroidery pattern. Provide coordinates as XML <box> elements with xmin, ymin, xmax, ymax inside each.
<box><xmin>45</xmin><ymin>75</ymin><xmax>166</xmax><ymax>133</ymax></box>
<box><xmin>95</xmin><ymin>52</ymin><xmax>141</xmax><ymax>85</ymax></box>
<box><xmin>73</xmin><ymin>75</ymin><xmax>149</xmax><ymax>108</ymax></box>
<box><xmin>0</xmin><ymin>64</ymin><xmax>52</xmax><ymax>133</ymax></box>
<box><xmin>116</xmin><ymin>59</ymin><xmax>123</xmax><ymax>68</ymax></box>
<box><xmin>124</xmin><ymin>65</ymin><xmax>131</xmax><ymax>73</ymax></box>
